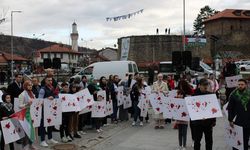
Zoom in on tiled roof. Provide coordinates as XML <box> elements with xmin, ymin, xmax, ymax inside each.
<box><xmin>0</xmin><ymin>52</ymin><xmax>28</xmax><ymax>63</ymax></box>
<box><xmin>37</xmin><ymin>44</ymin><xmax>81</xmax><ymax>54</ymax></box>
<box><xmin>204</xmin><ymin>9</ymin><xmax>250</xmax><ymax>23</ymax></box>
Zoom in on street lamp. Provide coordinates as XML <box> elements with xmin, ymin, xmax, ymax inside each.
<box><xmin>81</xmin><ymin>38</ymin><xmax>93</xmax><ymax>48</ymax></box>
<box><xmin>11</xmin><ymin>10</ymin><xmax>22</xmax><ymax>81</ymax></box>
<box><xmin>33</xmin><ymin>33</ymin><xmax>45</xmax><ymax>39</ymax></box>
<box><xmin>183</xmin><ymin>0</ymin><xmax>186</xmax><ymax>51</ymax></box>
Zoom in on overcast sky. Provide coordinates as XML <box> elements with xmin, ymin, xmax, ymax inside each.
<box><xmin>1</xmin><ymin>0</ymin><xmax>250</xmax><ymax>49</ymax></box>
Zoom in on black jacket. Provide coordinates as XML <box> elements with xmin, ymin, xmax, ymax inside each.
<box><xmin>190</xmin><ymin>89</ymin><xmax>216</xmax><ymax>127</ymax></box>
<box><xmin>110</xmin><ymin>82</ymin><xmax>118</xmax><ymax>102</ymax></box>
<box><xmin>228</xmin><ymin>89</ymin><xmax>250</xmax><ymax>128</ymax></box>
<box><xmin>7</xmin><ymin>81</ymin><xmax>23</xmax><ymax>104</ymax></box>
<box><xmin>130</xmin><ymin>83</ymin><xmax>147</xmax><ymax>102</ymax></box>
<box><xmin>0</xmin><ymin>103</ymin><xmax>14</xmax><ymax>121</ymax></box>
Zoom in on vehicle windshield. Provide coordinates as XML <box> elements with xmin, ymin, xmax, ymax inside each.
<box><xmin>200</xmin><ymin>62</ymin><xmax>212</xmax><ymax>70</ymax></box>
<box><xmin>159</xmin><ymin>63</ymin><xmax>173</xmax><ymax>72</ymax></box>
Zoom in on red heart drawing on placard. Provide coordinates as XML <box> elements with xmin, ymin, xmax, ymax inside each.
<box><xmin>98</xmin><ymin>106</ymin><xmax>101</xmax><ymax>109</ymax></box>
<box><xmin>53</xmin><ymin>106</ymin><xmax>57</xmax><ymax>110</ymax></box>
<box><xmin>181</xmin><ymin>112</ymin><xmax>187</xmax><ymax>117</ymax></box>
<box><xmin>13</xmin><ymin>129</ymin><xmax>16</xmax><ymax>134</ymax></box>
<box><xmin>237</xmin><ymin>140</ymin><xmax>241</xmax><ymax>145</ymax></box>
<box><xmin>32</xmin><ymin>120</ymin><xmax>34</xmax><ymax>123</ymax></box>
<box><xmin>17</xmin><ymin>127</ymin><xmax>21</xmax><ymax>133</ymax></box>
<box><xmin>47</xmin><ymin>118</ymin><xmax>51</xmax><ymax>123</ymax></box>
<box><xmin>157</xmin><ymin>97</ymin><xmax>161</xmax><ymax>100</ymax></box>
<box><xmin>36</xmin><ymin>107</ymin><xmax>39</xmax><ymax>111</ymax></box>
<box><xmin>77</xmin><ymin>97</ymin><xmax>80</xmax><ymax>101</ymax></box>
<box><xmin>156</xmin><ymin>108</ymin><xmax>160</xmax><ymax>111</ymax></box>
<box><xmin>87</xmin><ymin>99</ymin><xmax>91</xmax><ymax>103</ymax></box>
<box><xmin>229</xmin><ymin>129</ymin><xmax>232</xmax><ymax>135</ymax></box>
<box><xmin>170</xmin><ymin>103</ymin><xmax>174</xmax><ymax>108</ymax></box>
<box><xmin>177</xmin><ymin>105</ymin><xmax>180</xmax><ymax>109</ymax></box>
<box><xmin>89</xmin><ymin>106</ymin><xmax>92</xmax><ymax>109</ymax></box>
<box><xmin>5</xmin><ymin>122</ymin><xmax>10</xmax><ymax>129</ymax></box>
<box><xmin>203</xmin><ymin>102</ymin><xmax>207</xmax><ymax>107</ymax></box>
<box><xmin>196</xmin><ymin>102</ymin><xmax>201</xmax><ymax>108</ymax></box>
<box><xmin>62</xmin><ymin>96</ymin><xmax>66</xmax><ymax>101</ymax></box>
<box><xmin>109</xmin><ymin>108</ymin><xmax>111</xmax><ymax>111</ymax></box>
<box><xmin>73</xmin><ymin>103</ymin><xmax>75</xmax><ymax>106</ymax></box>
<box><xmin>68</xmin><ymin>103</ymin><xmax>71</xmax><ymax>106</ymax></box>
<box><xmin>211</xmin><ymin>108</ymin><xmax>217</xmax><ymax>114</ymax></box>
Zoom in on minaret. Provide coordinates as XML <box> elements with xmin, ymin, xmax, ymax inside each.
<box><xmin>71</xmin><ymin>22</ymin><xmax>79</xmax><ymax>51</ymax></box>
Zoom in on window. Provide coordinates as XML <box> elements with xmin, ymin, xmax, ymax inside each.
<box><xmin>41</xmin><ymin>53</ymin><xmax>44</xmax><ymax>59</ymax></box>
<box><xmin>61</xmin><ymin>53</ymin><xmax>63</xmax><ymax>59</ymax></box>
<box><xmin>128</xmin><ymin>64</ymin><xmax>133</xmax><ymax>73</ymax></box>
<box><xmin>83</xmin><ymin>67</ymin><xmax>93</xmax><ymax>75</ymax></box>
<box><xmin>48</xmin><ymin>53</ymin><xmax>51</xmax><ymax>59</ymax></box>
<box><xmin>133</xmin><ymin>64</ymin><xmax>138</xmax><ymax>73</ymax></box>
<box><xmin>54</xmin><ymin>53</ymin><xmax>56</xmax><ymax>58</ymax></box>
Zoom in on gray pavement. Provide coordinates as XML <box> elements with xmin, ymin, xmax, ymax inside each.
<box><xmin>3</xmin><ymin>110</ymin><xmax>246</xmax><ymax>150</ymax></box>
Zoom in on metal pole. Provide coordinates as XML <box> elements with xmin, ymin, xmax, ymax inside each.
<box><xmin>10</xmin><ymin>11</ymin><xmax>21</xmax><ymax>81</ymax></box>
<box><xmin>11</xmin><ymin>12</ymin><xmax>13</xmax><ymax>81</ymax></box>
<box><xmin>183</xmin><ymin>0</ymin><xmax>186</xmax><ymax>51</ymax></box>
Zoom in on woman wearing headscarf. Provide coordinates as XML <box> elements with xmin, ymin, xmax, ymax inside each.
<box><xmin>19</xmin><ymin>80</ymin><xmax>38</xmax><ymax>150</ymax></box>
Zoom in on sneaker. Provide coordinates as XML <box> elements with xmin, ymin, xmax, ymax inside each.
<box><xmin>74</xmin><ymin>133</ymin><xmax>81</xmax><ymax>138</ymax></box>
<box><xmin>67</xmin><ymin>136</ymin><xmax>73</xmax><ymax>142</ymax></box>
<box><xmin>61</xmin><ymin>137</ymin><xmax>68</xmax><ymax>143</ymax></box>
<box><xmin>176</xmin><ymin>146</ymin><xmax>182</xmax><ymax>150</ymax></box>
<box><xmin>96</xmin><ymin>129</ymin><xmax>101</xmax><ymax>133</ymax></box>
<box><xmin>132</xmin><ymin>121</ymin><xmax>136</xmax><ymax>126</ymax></box>
<box><xmin>79</xmin><ymin>131</ymin><xmax>87</xmax><ymax>135</ymax></box>
<box><xmin>139</xmin><ymin>122</ymin><xmax>143</xmax><ymax>126</ymax></box>
<box><xmin>40</xmin><ymin>141</ymin><xmax>48</xmax><ymax>147</ymax></box>
<box><xmin>182</xmin><ymin>147</ymin><xmax>186</xmax><ymax>150</ymax></box>
<box><xmin>99</xmin><ymin>128</ymin><xmax>104</xmax><ymax>132</ymax></box>
<box><xmin>48</xmin><ymin>138</ymin><xmax>59</xmax><ymax>144</ymax></box>
<box><xmin>29</xmin><ymin>145</ymin><xmax>38</xmax><ymax>150</ymax></box>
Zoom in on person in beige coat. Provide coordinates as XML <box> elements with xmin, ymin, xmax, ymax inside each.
<box><xmin>151</xmin><ymin>73</ymin><xmax>169</xmax><ymax>129</ymax></box>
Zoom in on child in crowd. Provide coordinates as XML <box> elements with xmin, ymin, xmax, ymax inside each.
<box><xmin>59</xmin><ymin>82</ymin><xmax>71</xmax><ymax>143</ymax></box>
<box><xmin>0</xmin><ymin>94</ymin><xmax>15</xmax><ymax>150</ymax></box>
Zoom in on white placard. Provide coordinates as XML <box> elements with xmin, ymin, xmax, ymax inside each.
<box><xmin>97</xmin><ymin>90</ymin><xmax>106</xmax><ymax>101</ymax></box>
<box><xmin>14</xmin><ymin>98</ymin><xmax>21</xmax><ymax>112</ymax></box>
<box><xmin>59</xmin><ymin>94</ymin><xmax>80</xmax><ymax>112</ymax></box>
<box><xmin>224</xmin><ymin>123</ymin><xmax>244</xmax><ymax>150</ymax></box>
<box><xmin>0</xmin><ymin>90</ymin><xmax>3</xmax><ymax>102</ymax></box>
<box><xmin>79</xmin><ymin>105</ymin><xmax>93</xmax><ymax>115</ymax></box>
<box><xmin>163</xmin><ymin>97</ymin><xmax>190</xmax><ymax>121</ymax></box>
<box><xmin>167</xmin><ymin>90</ymin><xmax>178</xmax><ymax>98</ymax></box>
<box><xmin>225</xmin><ymin>75</ymin><xmax>242</xmax><ymax>88</ymax></box>
<box><xmin>223</xmin><ymin>102</ymin><xmax>228</xmax><ymax>118</ymax></box>
<box><xmin>91</xmin><ymin>100</ymin><xmax>106</xmax><ymax>118</ymax></box>
<box><xmin>74</xmin><ymin>89</ymin><xmax>94</xmax><ymax>110</ymax></box>
<box><xmin>185</xmin><ymin>94</ymin><xmax>223</xmax><ymax>120</ymax></box>
<box><xmin>30</xmin><ymin>99</ymin><xmax>43</xmax><ymax>127</ymax></box>
<box><xmin>138</xmin><ymin>90</ymin><xmax>150</xmax><ymax>117</ymax></box>
<box><xmin>123</xmin><ymin>95</ymin><xmax>132</xmax><ymax>109</ymax></box>
<box><xmin>149</xmin><ymin>92</ymin><xmax>167</xmax><ymax>114</ymax></box>
<box><xmin>0</xmin><ymin>118</ymin><xmax>25</xmax><ymax>144</ymax></box>
<box><xmin>117</xmin><ymin>86</ymin><xmax>124</xmax><ymax>106</ymax></box>
<box><xmin>43</xmin><ymin>99</ymin><xmax>62</xmax><ymax>127</ymax></box>
<box><xmin>106</xmin><ymin>100</ymin><xmax>113</xmax><ymax>116</ymax></box>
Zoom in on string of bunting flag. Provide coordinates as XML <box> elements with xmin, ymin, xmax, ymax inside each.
<box><xmin>106</xmin><ymin>9</ymin><xmax>144</xmax><ymax>22</ymax></box>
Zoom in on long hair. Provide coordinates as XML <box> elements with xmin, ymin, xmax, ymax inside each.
<box><xmin>99</xmin><ymin>76</ymin><xmax>107</xmax><ymax>89</ymax></box>
<box><xmin>177</xmin><ymin>79</ymin><xmax>192</xmax><ymax>95</ymax></box>
<box><xmin>136</xmin><ymin>76</ymin><xmax>144</xmax><ymax>89</ymax></box>
<box><xmin>23</xmin><ymin>80</ymin><xmax>35</xmax><ymax>99</ymax></box>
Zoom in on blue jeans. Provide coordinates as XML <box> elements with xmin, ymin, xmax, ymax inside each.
<box><xmin>133</xmin><ymin>101</ymin><xmax>143</xmax><ymax>122</ymax></box>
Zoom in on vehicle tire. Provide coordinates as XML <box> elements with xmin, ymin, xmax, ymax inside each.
<box><xmin>241</xmin><ymin>67</ymin><xmax>246</xmax><ymax>71</ymax></box>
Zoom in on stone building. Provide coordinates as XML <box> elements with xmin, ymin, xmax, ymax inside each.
<box><xmin>204</xmin><ymin>9</ymin><xmax>250</xmax><ymax>59</ymax></box>
<box><xmin>117</xmin><ymin>35</ymin><xmax>210</xmax><ymax>68</ymax></box>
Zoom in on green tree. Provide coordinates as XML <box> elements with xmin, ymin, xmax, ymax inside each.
<box><xmin>193</xmin><ymin>5</ymin><xmax>219</xmax><ymax>35</ymax></box>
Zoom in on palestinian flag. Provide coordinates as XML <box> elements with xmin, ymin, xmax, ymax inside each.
<box><xmin>10</xmin><ymin>108</ymin><xmax>35</xmax><ymax>142</ymax></box>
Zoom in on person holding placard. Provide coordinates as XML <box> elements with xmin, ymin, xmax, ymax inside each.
<box><xmin>228</xmin><ymin>79</ymin><xmax>250</xmax><ymax>150</ymax></box>
<box><xmin>190</xmin><ymin>78</ymin><xmax>216</xmax><ymax>150</ymax></box>
<box><xmin>130</xmin><ymin>76</ymin><xmax>146</xmax><ymax>126</ymax></box>
<box><xmin>38</xmin><ymin>77</ymin><xmax>59</xmax><ymax>147</ymax></box>
<box><xmin>0</xmin><ymin>94</ymin><xmax>15</xmax><ymax>150</ymax></box>
<box><xmin>99</xmin><ymin>76</ymin><xmax>110</xmax><ymax>126</ymax></box>
<box><xmin>151</xmin><ymin>73</ymin><xmax>169</xmax><ymax>129</ymax></box>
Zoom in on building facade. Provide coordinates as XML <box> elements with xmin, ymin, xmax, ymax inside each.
<box><xmin>204</xmin><ymin>9</ymin><xmax>250</xmax><ymax>59</ymax></box>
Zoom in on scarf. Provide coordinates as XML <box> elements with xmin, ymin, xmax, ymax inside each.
<box><xmin>3</xmin><ymin>102</ymin><xmax>13</xmax><ymax>111</ymax></box>
<box><xmin>233</xmin><ymin>89</ymin><xmax>250</xmax><ymax>111</ymax></box>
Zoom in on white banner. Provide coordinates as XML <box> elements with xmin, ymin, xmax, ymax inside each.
<box><xmin>44</xmin><ymin>99</ymin><xmax>62</xmax><ymax>127</ymax></box>
<box><xmin>224</xmin><ymin>124</ymin><xmax>244</xmax><ymax>150</ymax></box>
<box><xmin>185</xmin><ymin>94</ymin><xmax>223</xmax><ymax>120</ymax></box>
<box><xmin>91</xmin><ymin>100</ymin><xmax>106</xmax><ymax>118</ymax></box>
<box><xmin>120</xmin><ymin>38</ymin><xmax>130</xmax><ymax>61</ymax></box>
<box><xmin>30</xmin><ymin>99</ymin><xmax>43</xmax><ymax>127</ymax></box>
<box><xmin>225</xmin><ymin>75</ymin><xmax>242</xmax><ymax>88</ymax></box>
<box><xmin>74</xmin><ymin>89</ymin><xmax>94</xmax><ymax>110</ymax></box>
<box><xmin>59</xmin><ymin>94</ymin><xmax>81</xmax><ymax>112</ymax></box>
<box><xmin>0</xmin><ymin>118</ymin><xmax>25</xmax><ymax>144</ymax></box>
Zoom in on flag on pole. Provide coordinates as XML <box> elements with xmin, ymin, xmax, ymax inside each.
<box><xmin>10</xmin><ymin>108</ymin><xmax>35</xmax><ymax>142</ymax></box>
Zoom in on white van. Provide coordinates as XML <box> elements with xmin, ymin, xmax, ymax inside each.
<box><xmin>159</xmin><ymin>61</ymin><xmax>220</xmax><ymax>78</ymax></box>
<box><xmin>70</xmin><ymin>61</ymin><xmax>139</xmax><ymax>81</ymax></box>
